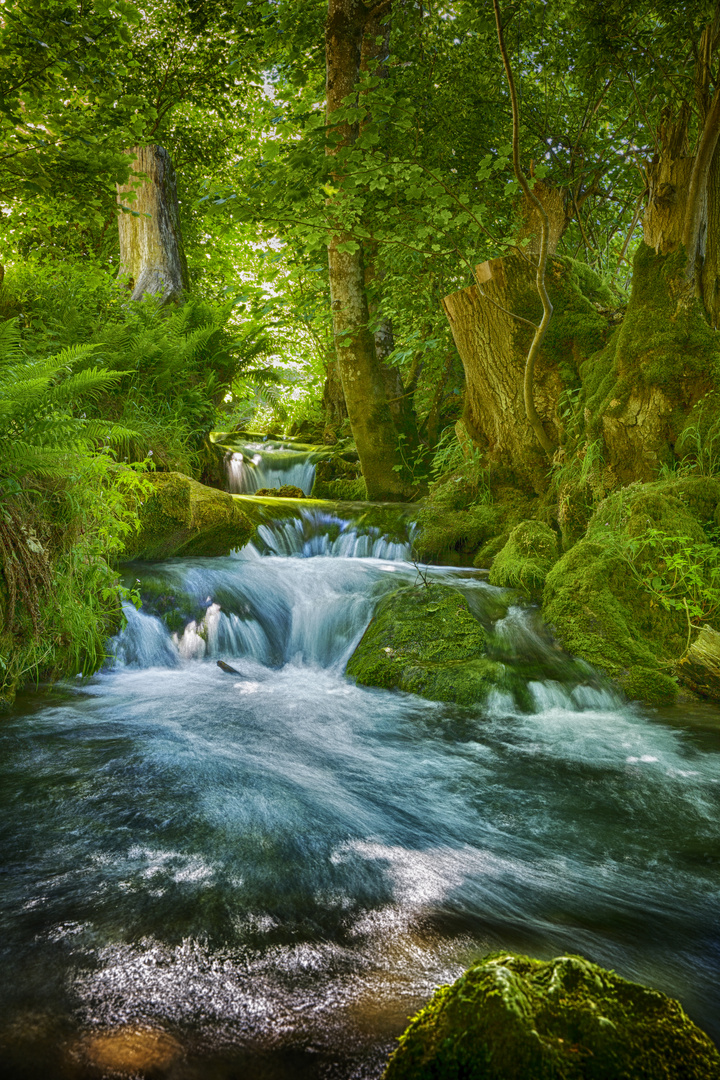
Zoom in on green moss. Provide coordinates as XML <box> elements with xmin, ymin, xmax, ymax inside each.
<box><xmin>620</xmin><ymin>665</ymin><xmax>678</xmax><ymax>704</ymax></box>
<box><xmin>542</xmin><ymin>538</ymin><xmax>684</xmax><ymax>703</ymax></box>
<box><xmin>584</xmin><ymin>243</ymin><xmax>720</xmax><ymax>432</ymax></box>
<box><xmin>346</xmin><ymin>583</ymin><xmax>505</xmax><ymax>706</ymax></box>
<box><xmin>542</xmin><ymin>257</ymin><xmax>616</xmax><ymax>383</ymax></box>
<box><xmin>254</xmin><ymin>485</ymin><xmax>306</xmax><ymax>498</ymax></box>
<box><xmin>414</xmin><ymin>504</ymin><xmax>498</xmax><ymax>563</ymax></box>
<box><xmin>123</xmin><ymin>472</ymin><xmax>255</xmax><ymax>560</ymax></box>
<box><xmin>311</xmin><ymin>475</ymin><xmax>367</xmax><ymax>501</ymax></box>
<box><xmin>488</xmin><ymin>520</ymin><xmax>560</xmax><ymax>599</ymax></box>
<box><xmin>540</xmin><ymin>478</ymin><xmax>720</xmax><ymax>703</ymax></box>
<box><xmin>311</xmin><ymin>455</ymin><xmax>365</xmax><ymax>500</ymax></box>
<box><xmin>473</xmin><ymin>531</ymin><xmax>509</xmax><ymax>569</ymax></box>
<box><xmin>383</xmin><ymin>951</ymin><xmax>720</xmax><ymax>1080</ymax></box>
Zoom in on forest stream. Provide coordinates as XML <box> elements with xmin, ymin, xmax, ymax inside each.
<box><xmin>1</xmin><ymin>446</ymin><xmax>720</xmax><ymax>1078</ymax></box>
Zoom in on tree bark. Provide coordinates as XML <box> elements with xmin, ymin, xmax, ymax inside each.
<box><xmin>443</xmin><ymin>249</ymin><xmax>563</xmax><ymax>493</ymax></box>
<box><xmin>325</xmin><ymin>0</ymin><xmax>409</xmax><ymax>501</ymax></box>
<box><xmin>322</xmin><ymin>357</ymin><xmax>348</xmax><ymax>441</ymax></box>
<box><xmin>592</xmin><ymin>25</ymin><xmax>720</xmax><ymax>484</ymax></box>
<box><xmin>116</xmin><ymin>145</ymin><xmax>189</xmax><ymax>304</ymax></box>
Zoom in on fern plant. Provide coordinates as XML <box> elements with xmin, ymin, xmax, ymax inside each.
<box><xmin>0</xmin><ymin>318</ymin><xmax>150</xmax><ymax>706</ymax></box>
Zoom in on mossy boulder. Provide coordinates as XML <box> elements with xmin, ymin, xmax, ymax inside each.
<box><xmin>346</xmin><ymin>583</ymin><xmax>504</xmax><ymax>706</ymax></box>
<box><xmin>123</xmin><ymin>472</ymin><xmax>255</xmax><ymax>560</ymax></box>
<box><xmin>311</xmin><ymin>456</ymin><xmax>366</xmax><ymax>500</ymax></box>
<box><xmin>541</xmin><ymin>478</ymin><xmax>720</xmax><ymax>704</ymax></box>
<box><xmin>413</xmin><ymin>504</ymin><xmax>499</xmax><ymax>564</ymax></box>
<box><xmin>383</xmin><ymin>952</ymin><xmax>720</xmax><ymax>1080</ymax></box>
<box><xmin>489</xmin><ymin>520</ymin><xmax>560</xmax><ymax>599</ymax></box>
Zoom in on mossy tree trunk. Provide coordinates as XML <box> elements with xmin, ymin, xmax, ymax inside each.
<box><xmin>116</xmin><ymin>145</ymin><xmax>189</xmax><ymax>304</ymax></box>
<box><xmin>321</xmin><ymin>358</ymin><xmax>348</xmax><ymax>441</ymax></box>
<box><xmin>325</xmin><ymin>0</ymin><xmax>410</xmax><ymax>501</ymax></box>
<box><xmin>587</xmin><ymin>17</ymin><xmax>720</xmax><ymax>483</ymax></box>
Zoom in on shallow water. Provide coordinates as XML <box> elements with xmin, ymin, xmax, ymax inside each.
<box><xmin>1</xmin><ymin>512</ymin><xmax>720</xmax><ymax>1078</ymax></box>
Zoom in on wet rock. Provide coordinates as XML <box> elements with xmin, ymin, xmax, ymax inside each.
<box><xmin>217</xmin><ymin>659</ymin><xmax>241</xmax><ymax>674</ymax></box>
<box><xmin>346</xmin><ymin>583</ymin><xmax>504</xmax><ymax>706</ymax></box>
<box><xmin>254</xmin><ymin>485</ymin><xmax>306</xmax><ymax>498</ymax></box>
<box><xmin>383</xmin><ymin>952</ymin><xmax>720</xmax><ymax>1080</ymax></box>
<box><xmin>123</xmin><ymin>472</ymin><xmax>254</xmax><ymax>560</ymax></box>
<box><xmin>488</xmin><ymin>519</ymin><xmax>559</xmax><ymax>599</ymax></box>
<box><xmin>677</xmin><ymin>625</ymin><xmax>720</xmax><ymax>702</ymax></box>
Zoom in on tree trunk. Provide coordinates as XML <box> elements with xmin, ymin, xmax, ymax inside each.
<box><xmin>322</xmin><ymin>357</ymin><xmax>348</xmax><ymax>441</ymax></box>
<box><xmin>325</xmin><ymin>0</ymin><xmax>409</xmax><ymax>501</ymax></box>
<box><xmin>441</xmin><ymin>183</ymin><xmax>575</xmax><ymax>492</ymax></box>
<box><xmin>588</xmin><ymin>74</ymin><xmax>720</xmax><ymax>484</ymax></box>
<box><xmin>116</xmin><ymin>145</ymin><xmax>189</xmax><ymax>304</ymax></box>
<box><xmin>443</xmin><ymin>250</ymin><xmax>562</xmax><ymax>493</ymax></box>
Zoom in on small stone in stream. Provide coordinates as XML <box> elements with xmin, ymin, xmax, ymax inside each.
<box><xmin>217</xmin><ymin>660</ymin><xmax>241</xmax><ymax>675</ymax></box>
<box><xmin>254</xmin><ymin>485</ymin><xmax>306</xmax><ymax>498</ymax></box>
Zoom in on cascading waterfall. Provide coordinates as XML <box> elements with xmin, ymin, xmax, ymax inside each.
<box><xmin>225</xmin><ymin>440</ymin><xmax>319</xmax><ymax>495</ymax></box>
<box><xmin>1</xmin><ymin>502</ymin><xmax>719</xmax><ymax>1079</ymax></box>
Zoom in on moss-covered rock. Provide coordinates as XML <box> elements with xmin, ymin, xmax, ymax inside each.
<box><xmin>383</xmin><ymin>951</ymin><xmax>720</xmax><ymax>1080</ymax></box>
<box><xmin>311</xmin><ymin>456</ymin><xmax>366</xmax><ymax>500</ymax></box>
<box><xmin>542</xmin><ymin>539</ymin><xmax>681</xmax><ymax>704</ymax></box>
<box><xmin>312</xmin><ymin>475</ymin><xmax>367</xmax><ymax>501</ymax></box>
<box><xmin>541</xmin><ymin>478</ymin><xmax>720</xmax><ymax>703</ymax></box>
<box><xmin>489</xmin><ymin>520</ymin><xmax>560</xmax><ymax>599</ymax></box>
<box><xmin>676</xmin><ymin>624</ymin><xmax>720</xmax><ymax>702</ymax></box>
<box><xmin>413</xmin><ymin>504</ymin><xmax>499</xmax><ymax>564</ymax></box>
<box><xmin>346</xmin><ymin>583</ymin><xmax>505</xmax><ymax>705</ymax></box>
<box><xmin>254</xmin><ymin>485</ymin><xmax>306</xmax><ymax>498</ymax></box>
<box><xmin>123</xmin><ymin>472</ymin><xmax>255</xmax><ymax>560</ymax></box>
<box><xmin>473</xmin><ymin>531</ymin><xmax>509</xmax><ymax>569</ymax></box>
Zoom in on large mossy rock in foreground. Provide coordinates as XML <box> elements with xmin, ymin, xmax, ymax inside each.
<box><xmin>123</xmin><ymin>472</ymin><xmax>255</xmax><ymax>560</ymax></box>
<box><xmin>346</xmin><ymin>584</ymin><xmax>504</xmax><ymax>705</ymax></box>
<box><xmin>383</xmin><ymin>952</ymin><xmax>720</xmax><ymax>1080</ymax></box>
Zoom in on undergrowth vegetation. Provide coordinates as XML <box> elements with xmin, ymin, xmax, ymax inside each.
<box><xmin>0</xmin><ymin>262</ymin><xmax>274</xmax><ymax>705</ymax></box>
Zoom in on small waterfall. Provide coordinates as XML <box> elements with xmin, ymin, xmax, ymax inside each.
<box><xmin>251</xmin><ymin>507</ymin><xmax>413</xmax><ymax>560</ymax></box>
<box><xmin>225</xmin><ymin>441</ymin><xmax>318</xmax><ymax>495</ymax></box>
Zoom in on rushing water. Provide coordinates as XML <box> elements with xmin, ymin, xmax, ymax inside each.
<box><xmin>1</xmin><ymin>508</ymin><xmax>720</xmax><ymax>1079</ymax></box>
<box><xmin>225</xmin><ymin>441</ymin><xmax>319</xmax><ymax>496</ymax></box>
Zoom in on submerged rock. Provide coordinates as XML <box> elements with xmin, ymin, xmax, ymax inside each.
<box><xmin>76</xmin><ymin>1024</ymin><xmax>182</xmax><ymax>1076</ymax></box>
<box><xmin>489</xmin><ymin>519</ymin><xmax>560</xmax><ymax>599</ymax></box>
<box><xmin>383</xmin><ymin>952</ymin><xmax>720</xmax><ymax>1080</ymax></box>
<box><xmin>123</xmin><ymin>472</ymin><xmax>255</xmax><ymax>560</ymax></box>
<box><xmin>345</xmin><ymin>583</ymin><xmax>504</xmax><ymax>705</ymax></box>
